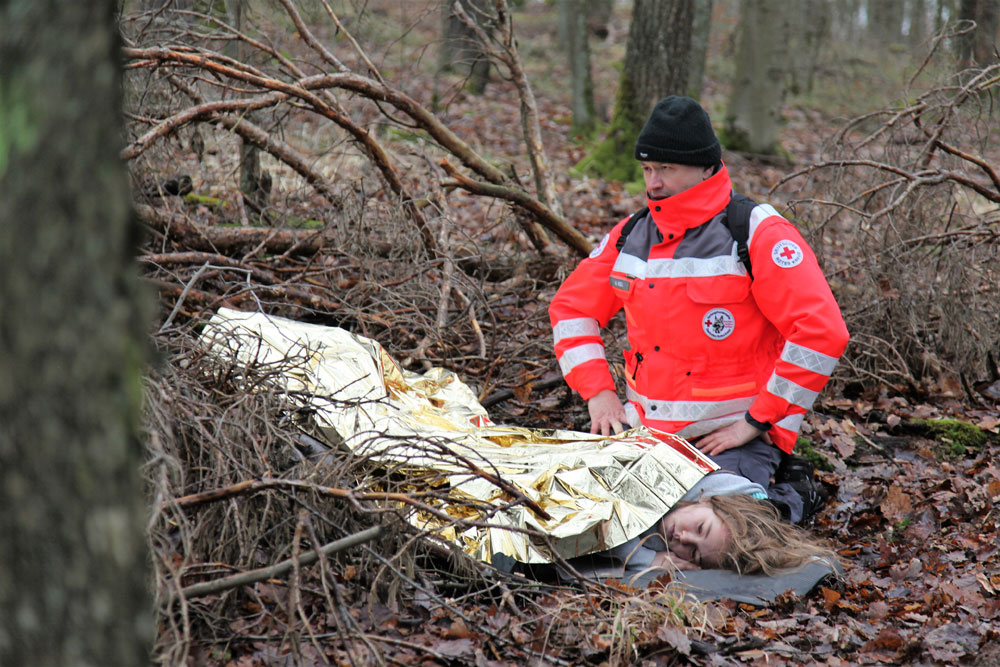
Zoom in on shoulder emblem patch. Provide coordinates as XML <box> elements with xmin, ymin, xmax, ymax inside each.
<box><xmin>771</xmin><ymin>240</ymin><xmax>803</xmax><ymax>268</ymax></box>
<box><xmin>589</xmin><ymin>233</ymin><xmax>610</xmax><ymax>258</ymax></box>
<box><xmin>702</xmin><ymin>308</ymin><xmax>735</xmax><ymax>340</ymax></box>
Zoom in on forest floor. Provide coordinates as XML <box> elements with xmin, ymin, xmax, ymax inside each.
<box><xmin>130</xmin><ymin>2</ymin><xmax>1000</xmax><ymax>665</ymax></box>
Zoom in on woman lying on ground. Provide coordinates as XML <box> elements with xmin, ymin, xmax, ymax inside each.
<box><xmin>567</xmin><ymin>471</ymin><xmax>839</xmax><ymax>579</ymax></box>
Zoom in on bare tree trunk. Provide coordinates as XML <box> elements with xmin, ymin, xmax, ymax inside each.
<box><xmin>0</xmin><ymin>2</ymin><xmax>151</xmax><ymax>665</ymax></box>
<box><xmin>908</xmin><ymin>0</ymin><xmax>928</xmax><ymax>46</ymax></box>
<box><xmin>225</xmin><ymin>0</ymin><xmax>270</xmax><ymax>211</ymax></box>
<box><xmin>688</xmin><ymin>0</ymin><xmax>714</xmax><ymax>99</ymax></box>
<box><xmin>560</xmin><ymin>0</ymin><xmax>597</xmax><ymax>135</ymax></box>
<box><xmin>580</xmin><ymin>0</ymin><xmax>695</xmax><ymax>181</ymax></box>
<box><xmin>439</xmin><ymin>0</ymin><xmax>493</xmax><ymax>94</ymax></box>
<box><xmin>957</xmin><ymin>0</ymin><xmax>999</xmax><ymax>67</ymax></box>
<box><xmin>623</xmin><ymin>0</ymin><xmax>694</xmax><ymax>123</ymax></box>
<box><xmin>788</xmin><ymin>0</ymin><xmax>830</xmax><ymax>95</ymax></box>
<box><xmin>725</xmin><ymin>0</ymin><xmax>789</xmax><ymax>155</ymax></box>
<box><xmin>832</xmin><ymin>0</ymin><xmax>863</xmax><ymax>43</ymax></box>
<box><xmin>868</xmin><ymin>0</ymin><xmax>905</xmax><ymax>45</ymax></box>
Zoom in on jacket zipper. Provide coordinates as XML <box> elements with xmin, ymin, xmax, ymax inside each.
<box><xmin>632</xmin><ymin>352</ymin><xmax>644</xmax><ymax>380</ymax></box>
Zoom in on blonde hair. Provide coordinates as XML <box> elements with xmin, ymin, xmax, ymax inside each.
<box><xmin>686</xmin><ymin>494</ymin><xmax>840</xmax><ymax>576</ymax></box>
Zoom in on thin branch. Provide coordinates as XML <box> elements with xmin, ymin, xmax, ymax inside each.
<box><xmin>933</xmin><ymin>141</ymin><xmax>1000</xmax><ymax>198</ymax></box>
<box><xmin>180</xmin><ymin>526</ymin><xmax>383</xmax><ymax>598</ymax></box>
<box><xmin>454</xmin><ymin>0</ymin><xmax>563</xmax><ymax>218</ymax></box>
<box><xmin>125</xmin><ymin>47</ymin><xmax>438</xmax><ymax>255</ymax></box>
<box><xmin>159</xmin><ymin>261</ymin><xmax>210</xmax><ymax>333</ymax></box>
<box><xmin>169</xmin><ymin>474</ymin><xmax>552</xmax><ymax>521</ymax></box>
<box><xmin>441</xmin><ymin>159</ymin><xmax>591</xmax><ymax>255</ymax></box>
<box><xmin>276</xmin><ymin>0</ymin><xmax>350</xmax><ymax>74</ymax></box>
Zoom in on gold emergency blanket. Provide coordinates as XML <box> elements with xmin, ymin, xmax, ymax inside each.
<box><xmin>202</xmin><ymin>307</ymin><xmax>716</xmax><ymax>564</ymax></box>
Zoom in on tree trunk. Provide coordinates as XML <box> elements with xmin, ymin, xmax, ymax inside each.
<box><xmin>957</xmin><ymin>0</ymin><xmax>999</xmax><ymax>67</ymax></box>
<box><xmin>908</xmin><ymin>0</ymin><xmax>928</xmax><ymax>46</ymax></box>
<box><xmin>688</xmin><ymin>0</ymin><xmax>714</xmax><ymax>99</ymax></box>
<box><xmin>623</xmin><ymin>0</ymin><xmax>695</xmax><ymax>124</ymax></box>
<box><xmin>934</xmin><ymin>0</ymin><xmax>955</xmax><ymax>35</ymax></box>
<box><xmin>788</xmin><ymin>0</ymin><xmax>830</xmax><ymax>95</ymax></box>
<box><xmin>439</xmin><ymin>0</ymin><xmax>493</xmax><ymax>95</ymax></box>
<box><xmin>225</xmin><ymin>0</ymin><xmax>269</xmax><ymax>211</ymax></box>
<box><xmin>560</xmin><ymin>0</ymin><xmax>597</xmax><ymax>135</ymax></box>
<box><xmin>868</xmin><ymin>0</ymin><xmax>905</xmax><ymax>45</ymax></box>
<box><xmin>579</xmin><ymin>0</ymin><xmax>695</xmax><ymax>182</ymax></box>
<box><xmin>725</xmin><ymin>0</ymin><xmax>789</xmax><ymax>155</ymax></box>
<box><xmin>0</xmin><ymin>2</ymin><xmax>151</xmax><ymax>666</ymax></box>
<box><xmin>832</xmin><ymin>0</ymin><xmax>863</xmax><ymax>43</ymax></box>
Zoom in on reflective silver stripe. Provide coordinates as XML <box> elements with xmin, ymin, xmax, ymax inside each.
<box><xmin>612</xmin><ymin>252</ymin><xmax>647</xmax><ymax>278</ymax></box>
<box><xmin>676</xmin><ymin>414</ymin><xmax>745</xmax><ymax>439</ymax></box>
<box><xmin>558</xmin><ymin>343</ymin><xmax>606</xmax><ymax>376</ymax></box>
<box><xmin>766</xmin><ymin>374</ymin><xmax>819</xmax><ymax>410</ymax></box>
<box><xmin>646</xmin><ymin>254</ymin><xmax>745</xmax><ymax>278</ymax></box>
<box><xmin>613</xmin><ymin>253</ymin><xmax>745</xmax><ymax>281</ymax></box>
<box><xmin>552</xmin><ymin>317</ymin><xmax>600</xmax><ymax>344</ymax></box>
<box><xmin>626</xmin><ymin>385</ymin><xmax>755</xmax><ymax>422</ymax></box>
<box><xmin>781</xmin><ymin>341</ymin><xmax>839</xmax><ymax>376</ymax></box>
<box><xmin>747</xmin><ymin>203</ymin><xmax>780</xmax><ymax>247</ymax></box>
<box><xmin>623</xmin><ymin>401</ymin><xmax>640</xmax><ymax>428</ymax></box>
<box><xmin>775</xmin><ymin>412</ymin><xmax>805</xmax><ymax>433</ymax></box>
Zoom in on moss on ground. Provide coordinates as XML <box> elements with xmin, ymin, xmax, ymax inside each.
<box><xmin>795</xmin><ymin>437</ymin><xmax>833</xmax><ymax>472</ymax></box>
<box><xmin>914</xmin><ymin>418</ymin><xmax>989</xmax><ymax>458</ymax></box>
<box><xmin>288</xmin><ymin>217</ymin><xmax>323</xmax><ymax>230</ymax></box>
<box><xmin>183</xmin><ymin>192</ymin><xmax>228</xmax><ymax>208</ymax></box>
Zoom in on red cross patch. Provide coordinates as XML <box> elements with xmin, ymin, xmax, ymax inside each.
<box><xmin>771</xmin><ymin>240</ymin><xmax>803</xmax><ymax>268</ymax></box>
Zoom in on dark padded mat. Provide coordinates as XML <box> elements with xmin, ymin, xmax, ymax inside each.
<box><xmin>492</xmin><ymin>554</ymin><xmax>841</xmax><ymax>607</ymax></box>
<box><xmin>628</xmin><ymin>558</ymin><xmax>842</xmax><ymax>606</ymax></box>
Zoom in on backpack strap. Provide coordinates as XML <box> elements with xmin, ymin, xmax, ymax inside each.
<box><xmin>724</xmin><ymin>192</ymin><xmax>757</xmax><ymax>278</ymax></box>
<box><xmin>614</xmin><ymin>207</ymin><xmax>649</xmax><ymax>252</ymax></box>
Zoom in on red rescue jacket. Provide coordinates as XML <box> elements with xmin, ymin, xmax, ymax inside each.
<box><xmin>549</xmin><ymin>165</ymin><xmax>849</xmax><ymax>453</ymax></box>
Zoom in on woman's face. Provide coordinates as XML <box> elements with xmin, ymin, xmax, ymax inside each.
<box><xmin>659</xmin><ymin>502</ymin><xmax>732</xmax><ymax>568</ymax></box>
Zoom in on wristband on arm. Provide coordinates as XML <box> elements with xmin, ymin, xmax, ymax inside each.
<box><xmin>744</xmin><ymin>411</ymin><xmax>772</xmax><ymax>431</ymax></box>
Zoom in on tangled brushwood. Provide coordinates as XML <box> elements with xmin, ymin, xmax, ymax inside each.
<box><xmin>774</xmin><ymin>33</ymin><xmax>999</xmax><ymax>398</ymax></box>
<box><xmin>143</xmin><ymin>327</ymin><xmax>713</xmax><ymax>665</ymax></box>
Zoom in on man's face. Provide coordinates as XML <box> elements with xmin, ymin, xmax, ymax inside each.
<box><xmin>641</xmin><ymin>161</ymin><xmax>714</xmax><ymax>199</ymax></box>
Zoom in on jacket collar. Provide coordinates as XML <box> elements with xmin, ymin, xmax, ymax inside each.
<box><xmin>646</xmin><ymin>163</ymin><xmax>732</xmax><ymax>234</ymax></box>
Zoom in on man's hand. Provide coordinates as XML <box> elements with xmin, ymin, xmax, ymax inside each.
<box><xmin>696</xmin><ymin>419</ymin><xmax>762</xmax><ymax>457</ymax></box>
<box><xmin>587</xmin><ymin>389</ymin><xmax>627</xmax><ymax>436</ymax></box>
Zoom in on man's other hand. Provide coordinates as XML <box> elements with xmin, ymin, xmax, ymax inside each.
<box><xmin>587</xmin><ymin>389</ymin><xmax>627</xmax><ymax>436</ymax></box>
<box><xmin>697</xmin><ymin>419</ymin><xmax>762</xmax><ymax>456</ymax></box>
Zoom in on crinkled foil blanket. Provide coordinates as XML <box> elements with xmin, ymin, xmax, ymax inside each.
<box><xmin>202</xmin><ymin>308</ymin><xmax>716</xmax><ymax>564</ymax></box>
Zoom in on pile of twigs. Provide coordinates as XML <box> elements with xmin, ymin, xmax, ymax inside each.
<box><xmin>774</xmin><ymin>37</ymin><xmax>1000</xmax><ymax>397</ymax></box>
<box><xmin>142</xmin><ymin>324</ymin><xmax>712</xmax><ymax>665</ymax></box>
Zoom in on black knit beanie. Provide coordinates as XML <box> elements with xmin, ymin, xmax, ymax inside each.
<box><xmin>634</xmin><ymin>95</ymin><xmax>721</xmax><ymax>166</ymax></box>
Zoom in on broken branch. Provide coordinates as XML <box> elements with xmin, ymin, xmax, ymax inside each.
<box><xmin>181</xmin><ymin>526</ymin><xmax>383</xmax><ymax>598</ymax></box>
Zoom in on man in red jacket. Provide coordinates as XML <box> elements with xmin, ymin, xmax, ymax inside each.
<box><xmin>549</xmin><ymin>96</ymin><xmax>849</xmax><ymax>523</ymax></box>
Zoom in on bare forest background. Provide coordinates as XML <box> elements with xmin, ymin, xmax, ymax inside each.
<box><xmin>2</xmin><ymin>0</ymin><xmax>999</xmax><ymax>664</ymax></box>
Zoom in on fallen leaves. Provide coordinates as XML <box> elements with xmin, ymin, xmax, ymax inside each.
<box><xmin>879</xmin><ymin>484</ymin><xmax>913</xmax><ymax>519</ymax></box>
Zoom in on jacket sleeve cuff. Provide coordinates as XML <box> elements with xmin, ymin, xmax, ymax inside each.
<box><xmin>745</xmin><ymin>411</ymin><xmax>772</xmax><ymax>432</ymax></box>
<box><xmin>579</xmin><ymin>380</ymin><xmax>617</xmax><ymax>402</ymax></box>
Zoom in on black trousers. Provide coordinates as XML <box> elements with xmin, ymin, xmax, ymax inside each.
<box><xmin>708</xmin><ymin>437</ymin><xmax>804</xmax><ymax>523</ymax></box>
